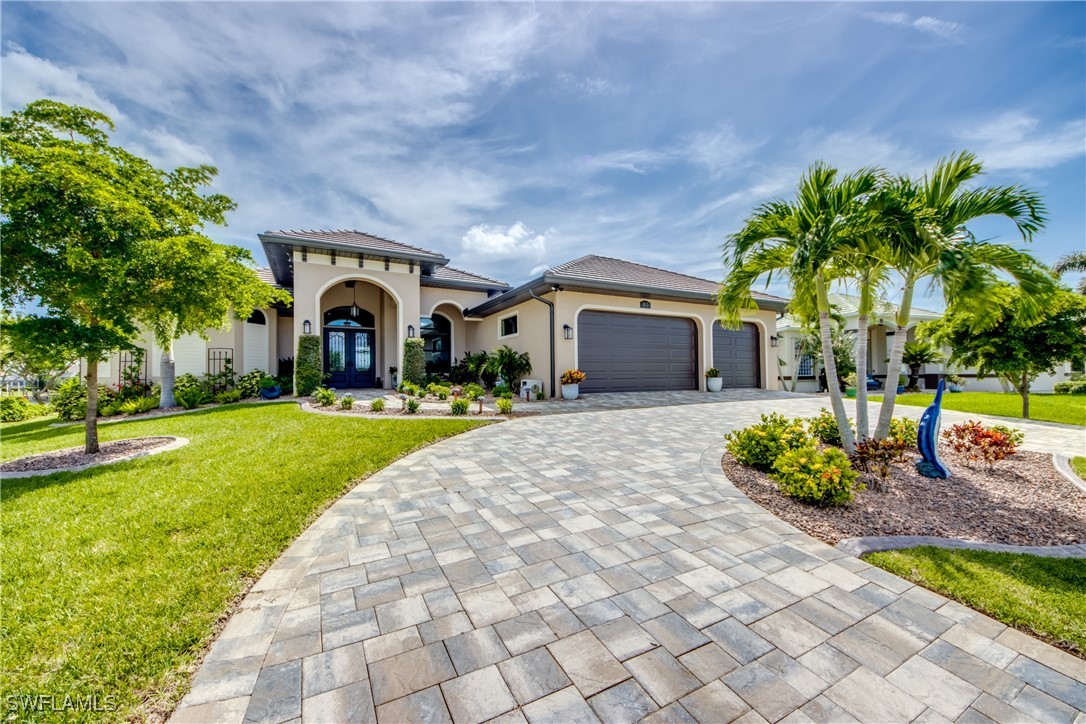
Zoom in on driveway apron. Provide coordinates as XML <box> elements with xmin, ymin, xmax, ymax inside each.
<box><xmin>173</xmin><ymin>394</ymin><xmax>1086</xmax><ymax>724</ymax></box>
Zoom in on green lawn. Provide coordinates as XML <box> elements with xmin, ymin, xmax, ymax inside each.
<box><xmin>1072</xmin><ymin>457</ymin><xmax>1086</xmax><ymax>480</ymax></box>
<box><xmin>865</xmin><ymin>391</ymin><xmax>1085</xmax><ymax>426</ymax></box>
<box><xmin>866</xmin><ymin>547</ymin><xmax>1086</xmax><ymax>656</ymax></box>
<box><xmin>1</xmin><ymin>403</ymin><xmax>484</xmax><ymax>720</ymax></box>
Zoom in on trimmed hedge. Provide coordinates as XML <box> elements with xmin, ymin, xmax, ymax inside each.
<box><xmin>296</xmin><ymin>335</ymin><xmax>323</xmax><ymax>396</ymax></box>
<box><xmin>1053</xmin><ymin>380</ymin><xmax>1086</xmax><ymax>395</ymax></box>
<box><xmin>403</xmin><ymin>339</ymin><xmax>425</xmax><ymax>386</ymax></box>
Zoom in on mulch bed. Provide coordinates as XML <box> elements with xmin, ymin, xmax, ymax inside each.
<box><xmin>722</xmin><ymin>448</ymin><xmax>1086</xmax><ymax>547</ymax></box>
<box><xmin>1</xmin><ymin>437</ymin><xmax>177</xmax><ymax>473</ymax></box>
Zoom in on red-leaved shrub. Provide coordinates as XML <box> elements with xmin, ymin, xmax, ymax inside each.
<box><xmin>942</xmin><ymin>420</ymin><xmax>1019</xmax><ymax>467</ymax></box>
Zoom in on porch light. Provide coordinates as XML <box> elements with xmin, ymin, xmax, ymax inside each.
<box><xmin>770</xmin><ymin>335</ymin><xmax>779</xmax><ymax>347</ymax></box>
<box><xmin>563</xmin><ymin>324</ymin><xmax>573</xmax><ymax>340</ymax></box>
<box><xmin>349</xmin><ymin>281</ymin><xmax>360</xmax><ymax>318</ymax></box>
<box><xmin>408</xmin><ymin>324</ymin><xmax>415</xmax><ymax>338</ymax></box>
<box><xmin>303</xmin><ymin>320</ymin><xmax>311</xmax><ymax>335</ymax></box>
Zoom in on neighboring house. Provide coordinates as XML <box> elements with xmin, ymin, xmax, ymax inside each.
<box><xmin>94</xmin><ymin>229</ymin><xmax>787</xmax><ymax>395</ymax></box>
<box><xmin>776</xmin><ymin>293</ymin><xmax>1077</xmax><ymax>393</ymax></box>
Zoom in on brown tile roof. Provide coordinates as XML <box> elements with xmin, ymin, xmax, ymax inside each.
<box><xmin>428</xmin><ymin>266</ymin><xmax>509</xmax><ymax>288</ymax></box>
<box><xmin>548</xmin><ymin>255</ymin><xmax>787</xmax><ymax>303</ymax></box>
<box><xmin>255</xmin><ymin>267</ymin><xmax>289</xmax><ymax>290</ymax></box>
<box><xmin>262</xmin><ymin>229</ymin><xmax>447</xmax><ymax>260</ymax></box>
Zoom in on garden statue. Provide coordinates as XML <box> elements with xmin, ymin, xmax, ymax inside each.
<box><xmin>916</xmin><ymin>379</ymin><xmax>951</xmax><ymax>479</ymax></box>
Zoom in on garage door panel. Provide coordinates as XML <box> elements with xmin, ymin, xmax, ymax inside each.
<box><xmin>711</xmin><ymin>322</ymin><xmax>759</xmax><ymax>388</ymax></box>
<box><xmin>579</xmin><ymin>311</ymin><xmax>697</xmax><ymax>393</ymax></box>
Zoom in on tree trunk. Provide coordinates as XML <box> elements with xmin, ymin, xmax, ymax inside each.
<box><xmin>160</xmin><ymin>338</ymin><xmax>177</xmax><ymax>408</ymax></box>
<box><xmin>855</xmin><ymin>312</ymin><xmax>870</xmax><ymax>441</ymax></box>
<box><xmin>1021</xmin><ymin>373</ymin><xmax>1030</xmax><ymax>419</ymax></box>
<box><xmin>84</xmin><ymin>358</ymin><xmax>100</xmax><ymax>454</ymax></box>
<box><xmin>816</xmin><ymin>276</ymin><xmax>856</xmax><ymax>454</ymax></box>
<box><xmin>875</xmin><ymin>283</ymin><xmax>915</xmax><ymax>440</ymax></box>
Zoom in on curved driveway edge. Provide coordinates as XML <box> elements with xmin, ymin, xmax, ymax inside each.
<box><xmin>172</xmin><ymin>394</ymin><xmax>1085</xmax><ymax>724</ymax></box>
<box><xmin>838</xmin><ymin>536</ymin><xmax>1086</xmax><ymax>559</ymax></box>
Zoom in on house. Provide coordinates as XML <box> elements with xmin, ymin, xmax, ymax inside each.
<box><xmin>776</xmin><ymin>293</ymin><xmax>1076</xmax><ymax>393</ymax></box>
<box><xmin>96</xmin><ymin>229</ymin><xmax>788</xmax><ymax>395</ymax></box>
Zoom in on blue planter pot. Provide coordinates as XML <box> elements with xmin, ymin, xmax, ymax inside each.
<box><xmin>260</xmin><ymin>386</ymin><xmax>281</xmax><ymax>399</ymax></box>
<box><xmin>896</xmin><ymin>385</ymin><xmax>906</xmax><ymax>394</ymax></box>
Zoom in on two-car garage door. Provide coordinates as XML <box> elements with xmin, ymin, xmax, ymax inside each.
<box><xmin>577</xmin><ymin>311</ymin><xmax>760</xmax><ymax>393</ymax></box>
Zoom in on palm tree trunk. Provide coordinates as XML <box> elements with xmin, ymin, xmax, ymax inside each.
<box><xmin>875</xmin><ymin>282</ymin><xmax>915</xmax><ymax>439</ymax></box>
<box><xmin>84</xmin><ymin>357</ymin><xmax>100</xmax><ymax>454</ymax></box>
<box><xmin>816</xmin><ymin>276</ymin><xmax>856</xmax><ymax>454</ymax></box>
<box><xmin>855</xmin><ymin>312</ymin><xmax>869</xmax><ymax>441</ymax></box>
<box><xmin>160</xmin><ymin>337</ymin><xmax>177</xmax><ymax>409</ymax></box>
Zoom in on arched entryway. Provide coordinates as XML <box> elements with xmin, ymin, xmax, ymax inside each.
<box><xmin>420</xmin><ymin>314</ymin><xmax>452</xmax><ymax>374</ymax></box>
<box><xmin>323</xmin><ymin>305</ymin><xmax>376</xmax><ymax>388</ymax></box>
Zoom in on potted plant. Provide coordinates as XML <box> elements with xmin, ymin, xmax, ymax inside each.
<box><xmin>388</xmin><ymin>366</ymin><xmax>398</xmax><ymax>387</ymax></box>
<box><xmin>844</xmin><ymin>372</ymin><xmax>858</xmax><ymax>398</ymax></box>
<box><xmin>561</xmin><ymin>369</ymin><xmax>586</xmax><ymax>400</ymax></box>
<box><xmin>896</xmin><ymin>374</ymin><xmax>907</xmax><ymax>394</ymax></box>
<box><xmin>947</xmin><ymin>374</ymin><xmax>966</xmax><ymax>393</ymax></box>
<box><xmin>259</xmin><ymin>375</ymin><xmax>281</xmax><ymax>399</ymax></box>
<box><xmin>705</xmin><ymin>368</ymin><xmax>723</xmax><ymax>392</ymax></box>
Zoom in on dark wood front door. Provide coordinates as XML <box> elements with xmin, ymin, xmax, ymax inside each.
<box><xmin>324</xmin><ymin>329</ymin><xmax>376</xmax><ymax>388</ymax></box>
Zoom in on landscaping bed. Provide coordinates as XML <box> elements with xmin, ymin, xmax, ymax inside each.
<box><xmin>1</xmin><ymin>436</ymin><xmax>178</xmax><ymax>472</ymax></box>
<box><xmin>723</xmin><ymin>448</ymin><xmax>1086</xmax><ymax>547</ymax></box>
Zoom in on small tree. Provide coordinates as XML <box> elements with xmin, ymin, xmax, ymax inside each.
<box><xmin>295</xmin><ymin>335</ymin><xmax>323</xmax><ymax>396</ymax></box>
<box><xmin>925</xmin><ymin>285</ymin><xmax>1086</xmax><ymax>418</ymax></box>
<box><xmin>1</xmin><ymin>313</ymin><xmax>79</xmax><ymax>401</ymax></box>
<box><xmin>403</xmin><ymin>339</ymin><xmax>426</xmax><ymax>386</ymax></box>
<box><xmin>900</xmin><ymin>341</ymin><xmax>944</xmax><ymax>390</ymax></box>
<box><xmin>486</xmin><ymin>345</ymin><xmax>532</xmax><ymax>389</ymax></box>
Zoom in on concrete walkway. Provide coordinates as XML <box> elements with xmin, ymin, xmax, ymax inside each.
<box><xmin>173</xmin><ymin>394</ymin><xmax>1086</xmax><ymax>724</ymax></box>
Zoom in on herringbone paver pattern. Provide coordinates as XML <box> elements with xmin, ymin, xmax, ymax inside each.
<box><xmin>173</xmin><ymin>393</ymin><xmax>1086</xmax><ymax>723</ymax></box>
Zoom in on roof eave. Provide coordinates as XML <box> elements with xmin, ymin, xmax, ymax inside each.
<box><xmin>258</xmin><ymin>233</ymin><xmax>451</xmax><ymax>268</ymax></box>
<box><xmin>421</xmin><ymin>277</ymin><xmax>510</xmax><ymax>294</ymax></box>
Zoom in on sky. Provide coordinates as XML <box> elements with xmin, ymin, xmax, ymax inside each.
<box><xmin>3</xmin><ymin>2</ymin><xmax>1084</xmax><ymax>307</ymax></box>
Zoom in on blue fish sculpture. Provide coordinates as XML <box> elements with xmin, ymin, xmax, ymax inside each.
<box><xmin>915</xmin><ymin>379</ymin><xmax>951</xmax><ymax>479</ymax></box>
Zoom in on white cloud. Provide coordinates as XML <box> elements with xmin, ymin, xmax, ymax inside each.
<box><xmin>461</xmin><ymin>222</ymin><xmax>549</xmax><ymax>259</ymax></box>
<box><xmin>960</xmin><ymin>112</ymin><xmax>1085</xmax><ymax>170</ymax></box>
<box><xmin>588</xmin><ymin>124</ymin><xmax>761</xmax><ymax>177</ymax></box>
<box><xmin>557</xmin><ymin>73</ymin><xmax>629</xmax><ymax>97</ymax></box>
<box><xmin>132</xmin><ymin>128</ymin><xmax>215</xmax><ymax>168</ymax></box>
<box><xmin>1</xmin><ymin>44</ymin><xmax>120</xmax><ymax>116</ymax></box>
<box><xmin>863</xmin><ymin>11</ymin><xmax>963</xmax><ymax>40</ymax></box>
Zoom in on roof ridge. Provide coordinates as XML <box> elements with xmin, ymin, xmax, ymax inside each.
<box><xmin>439</xmin><ymin>265</ymin><xmax>509</xmax><ymax>286</ymax></box>
<box><xmin>554</xmin><ymin>253</ymin><xmax>717</xmax><ymax>285</ymax></box>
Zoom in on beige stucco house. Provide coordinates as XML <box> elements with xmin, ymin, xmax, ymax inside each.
<box><xmin>99</xmin><ymin>229</ymin><xmax>788</xmax><ymax>396</ymax></box>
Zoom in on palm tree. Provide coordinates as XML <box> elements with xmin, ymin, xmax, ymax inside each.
<box><xmin>720</xmin><ymin>163</ymin><xmax>880</xmax><ymax>454</ymax></box>
<box><xmin>901</xmin><ymin>340</ymin><xmax>944</xmax><ymax>389</ymax></box>
<box><xmin>1053</xmin><ymin>251</ymin><xmax>1086</xmax><ymax>294</ymax></box>
<box><xmin>871</xmin><ymin>151</ymin><xmax>1051</xmax><ymax>439</ymax></box>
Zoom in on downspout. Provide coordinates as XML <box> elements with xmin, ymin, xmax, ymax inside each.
<box><xmin>528</xmin><ymin>286</ymin><xmax>557</xmax><ymax>398</ymax></box>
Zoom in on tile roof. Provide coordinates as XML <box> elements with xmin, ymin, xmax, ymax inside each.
<box><xmin>255</xmin><ymin>267</ymin><xmax>289</xmax><ymax>290</ymax></box>
<box><xmin>548</xmin><ymin>255</ymin><xmax>787</xmax><ymax>302</ymax></box>
<box><xmin>777</xmin><ymin>292</ymin><xmax>942</xmax><ymax>331</ymax></box>
<box><xmin>428</xmin><ymin>266</ymin><xmax>509</xmax><ymax>288</ymax></box>
<box><xmin>262</xmin><ymin>229</ymin><xmax>447</xmax><ymax>260</ymax></box>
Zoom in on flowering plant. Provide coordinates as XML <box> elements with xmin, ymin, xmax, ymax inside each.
<box><xmin>561</xmin><ymin>369</ymin><xmax>586</xmax><ymax>385</ymax></box>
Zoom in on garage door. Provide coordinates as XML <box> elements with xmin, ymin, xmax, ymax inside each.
<box><xmin>712</xmin><ymin>322</ymin><xmax>760</xmax><ymax>388</ymax></box>
<box><xmin>578</xmin><ymin>311</ymin><xmax>697</xmax><ymax>392</ymax></box>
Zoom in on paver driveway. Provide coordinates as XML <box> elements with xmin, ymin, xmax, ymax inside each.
<box><xmin>173</xmin><ymin>393</ymin><xmax>1086</xmax><ymax>723</ymax></box>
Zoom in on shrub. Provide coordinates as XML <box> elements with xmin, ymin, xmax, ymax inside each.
<box><xmin>99</xmin><ymin>402</ymin><xmax>122</xmax><ymax>417</ymax></box>
<box><xmin>403</xmin><ymin>339</ymin><xmax>426</xmax><ymax>386</ymax></box>
<box><xmin>943</xmin><ymin>420</ymin><xmax>1020</xmax><ymax>467</ymax></box>
<box><xmin>119</xmin><ymin>396</ymin><xmax>160</xmax><ymax>414</ymax></box>
<box><xmin>705</xmin><ymin>368</ymin><xmax>720</xmax><ymax>379</ymax></box>
<box><xmin>312</xmin><ymin>387</ymin><xmax>336</xmax><ymax>407</ymax></box>
<box><xmin>339</xmin><ymin>395</ymin><xmax>355</xmax><ymax>410</ymax></box>
<box><xmin>51</xmin><ymin>379</ymin><xmax>117</xmax><ymax>421</ymax></box>
<box><xmin>450</xmin><ymin>398</ymin><xmax>470</xmax><ymax>415</ymax></box>
<box><xmin>496</xmin><ymin>397</ymin><xmax>513</xmax><ymax>414</ymax></box>
<box><xmin>725</xmin><ymin>413</ymin><xmax>810</xmax><ymax>472</ymax></box>
<box><xmin>772</xmin><ymin>445</ymin><xmax>862</xmax><ymax>507</ymax></box>
<box><xmin>536</xmin><ymin>390</ymin><xmax>545</xmax><ymax>401</ymax></box>
<box><xmin>492</xmin><ymin>384</ymin><xmax>511</xmax><ymax>398</ymax></box>
<box><xmin>887</xmin><ymin>417</ymin><xmax>919</xmax><ymax>450</ymax></box>
<box><xmin>237</xmin><ymin>370</ymin><xmax>267</xmax><ymax>398</ymax></box>
<box><xmin>214</xmin><ymin>389</ymin><xmax>242</xmax><ymax>404</ymax></box>
<box><xmin>807</xmin><ymin>408</ymin><xmax>852</xmax><ymax>447</ymax></box>
<box><xmin>851</xmin><ymin>438</ymin><xmax>908</xmax><ymax>491</ymax></box>
<box><xmin>463</xmin><ymin>383</ymin><xmax>485</xmax><ymax>401</ymax></box>
<box><xmin>561</xmin><ymin>369</ymin><xmax>586</xmax><ymax>385</ymax></box>
<box><xmin>1054</xmin><ymin>380</ymin><xmax>1086</xmax><ymax>395</ymax></box>
<box><xmin>176</xmin><ymin>386</ymin><xmax>206</xmax><ymax>410</ymax></box>
<box><xmin>989</xmin><ymin>424</ymin><xmax>1025</xmax><ymax>447</ymax></box>
<box><xmin>405</xmin><ymin>398</ymin><xmax>421</xmax><ymax>414</ymax></box>
<box><xmin>370</xmin><ymin>398</ymin><xmax>385</xmax><ymax>412</ymax></box>
<box><xmin>296</xmin><ymin>335</ymin><xmax>323</xmax><ymax>396</ymax></box>
<box><xmin>174</xmin><ymin>373</ymin><xmax>202</xmax><ymax>395</ymax></box>
<box><xmin>0</xmin><ymin>397</ymin><xmax>30</xmax><ymax>422</ymax></box>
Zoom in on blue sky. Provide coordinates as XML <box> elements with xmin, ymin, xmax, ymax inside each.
<box><xmin>3</xmin><ymin>2</ymin><xmax>1084</xmax><ymax>306</ymax></box>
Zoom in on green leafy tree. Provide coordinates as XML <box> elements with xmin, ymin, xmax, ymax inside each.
<box><xmin>870</xmin><ymin>151</ymin><xmax>1051</xmax><ymax>439</ymax></box>
<box><xmin>1</xmin><ymin>99</ymin><xmax>271</xmax><ymax>450</ymax></box>
<box><xmin>0</xmin><ymin>312</ymin><xmax>79</xmax><ymax>401</ymax></box>
<box><xmin>925</xmin><ymin>285</ymin><xmax>1086</xmax><ymax>418</ymax></box>
<box><xmin>486</xmin><ymin>345</ymin><xmax>532</xmax><ymax>390</ymax></box>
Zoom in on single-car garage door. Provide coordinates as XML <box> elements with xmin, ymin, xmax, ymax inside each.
<box><xmin>712</xmin><ymin>322</ymin><xmax>760</xmax><ymax>388</ymax></box>
<box><xmin>578</xmin><ymin>311</ymin><xmax>697</xmax><ymax>393</ymax></box>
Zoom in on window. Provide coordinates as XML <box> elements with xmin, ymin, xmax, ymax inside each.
<box><xmin>499</xmin><ymin>314</ymin><xmax>518</xmax><ymax>338</ymax></box>
<box><xmin>794</xmin><ymin>341</ymin><xmax>814</xmax><ymax>378</ymax></box>
<box><xmin>246</xmin><ymin>310</ymin><xmax>266</xmax><ymax>325</ymax></box>
<box><xmin>420</xmin><ymin>315</ymin><xmax>451</xmax><ymax>373</ymax></box>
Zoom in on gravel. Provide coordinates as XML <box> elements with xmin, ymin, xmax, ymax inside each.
<box><xmin>723</xmin><ymin>448</ymin><xmax>1086</xmax><ymax>547</ymax></box>
<box><xmin>2</xmin><ymin>437</ymin><xmax>177</xmax><ymax>473</ymax></box>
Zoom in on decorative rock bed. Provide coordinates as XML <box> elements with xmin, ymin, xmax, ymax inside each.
<box><xmin>722</xmin><ymin>448</ymin><xmax>1086</xmax><ymax>547</ymax></box>
<box><xmin>1</xmin><ymin>436</ymin><xmax>189</xmax><ymax>478</ymax></box>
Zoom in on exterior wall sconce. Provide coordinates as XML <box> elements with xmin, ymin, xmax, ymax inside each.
<box><xmin>770</xmin><ymin>335</ymin><xmax>779</xmax><ymax>347</ymax></box>
<box><xmin>303</xmin><ymin>320</ymin><xmax>312</xmax><ymax>335</ymax></box>
<box><xmin>407</xmin><ymin>325</ymin><xmax>415</xmax><ymax>338</ymax></box>
<box><xmin>640</xmin><ymin>300</ymin><xmax>651</xmax><ymax>309</ymax></box>
<box><xmin>563</xmin><ymin>324</ymin><xmax>573</xmax><ymax>340</ymax></box>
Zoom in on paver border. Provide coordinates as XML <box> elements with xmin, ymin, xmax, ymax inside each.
<box><xmin>836</xmin><ymin>535</ymin><xmax>1086</xmax><ymax>558</ymax></box>
<box><xmin>2</xmin><ymin>436</ymin><xmax>190</xmax><ymax>479</ymax></box>
<box><xmin>1053</xmin><ymin>453</ymin><xmax>1086</xmax><ymax>494</ymax></box>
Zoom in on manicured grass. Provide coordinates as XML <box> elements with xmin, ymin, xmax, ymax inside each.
<box><xmin>865</xmin><ymin>391</ymin><xmax>1085</xmax><ymax>426</ymax></box>
<box><xmin>1072</xmin><ymin>457</ymin><xmax>1086</xmax><ymax>481</ymax></box>
<box><xmin>866</xmin><ymin>547</ymin><xmax>1086</xmax><ymax>656</ymax></box>
<box><xmin>1</xmin><ymin>403</ymin><xmax>484</xmax><ymax>720</ymax></box>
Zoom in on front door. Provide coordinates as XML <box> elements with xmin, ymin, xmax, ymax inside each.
<box><xmin>324</xmin><ymin>329</ymin><xmax>376</xmax><ymax>388</ymax></box>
